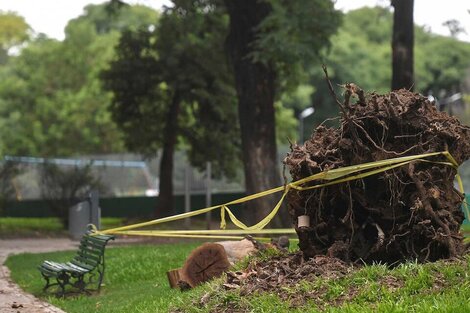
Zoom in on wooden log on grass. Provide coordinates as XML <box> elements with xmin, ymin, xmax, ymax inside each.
<box><xmin>167</xmin><ymin>239</ymin><xmax>257</xmax><ymax>289</ymax></box>
<box><xmin>180</xmin><ymin>243</ymin><xmax>232</xmax><ymax>288</ymax></box>
<box><xmin>167</xmin><ymin>268</ymin><xmax>182</xmax><ymax>289</ymax></box>
<box><xmin>167</xmin><ymin>237</ymin><xmax>290</xmax><ymax>289</ymax></box>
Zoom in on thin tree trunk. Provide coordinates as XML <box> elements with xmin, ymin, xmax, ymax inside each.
<box><xmin>225</xmin><ymin>0</ymin><xmax>288</xmax><ymax>227</ymax></box>
<box><xmin>156</xmin><ymin>91</ymin><xmax>180</xmax><ymax>218</ymax></box>
<box><xmin>391</xmin><ymin>0</ymin><xmax>414</xmax><ymax>91</ymax></box>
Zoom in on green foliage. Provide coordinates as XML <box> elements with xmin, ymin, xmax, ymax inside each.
<box><xmin>39</xmin><ymin>163</ymin><xmax>104</xmax><ymax>227</ymax></box>
<box><xmin>304</xmin><ymin>6</ymin><xmax>470</xmax><ymax>133</ymax></box>
<box><xmin>251</xmin><ymin>0</ymin><xmax>342</xmax><ymax>91</ymax></box>
<box><xmin>102</xmin><ymin>0</ymin><xmax>241</xmax><ymax>177</ymax></box>
<box><xmin>0</xmin><ymin>11</ymin><xmax>30</xmax><ymax>63</ymax></box>
<box><xmin>101</xmin><ymin>29</ymin><xmax>163</xmax><ymax>154</ymax></box>
<box><xmin>0</xmin><ymin>2</ymin><xmax>158</xmax><ymax>157</ymax></box>
<box><xmin>67</xmin><ymin>2</ymin><xmax>158</xmax><ymax>35</ymax></box>
<box><xmin>415</xmin><ymin>35</ymin><xmax>470</xmax><ymax>95</ymax></box>
<box><xmin>275</xmin><ymin>102</ymin><xmax>298</xmax><ymax>144</ymax></box>
<box><xmin>0</xmin><ymin>161</ymin><xmax>21</xmax><ymax>215</ymax></box>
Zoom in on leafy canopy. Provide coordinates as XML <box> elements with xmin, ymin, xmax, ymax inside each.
<box><xmin>102</xmin><ymin>0</ymin><xmax>241</xmax><ymax>177</ymax></box>
<box><xmin>0</xmin><ymin>3</ymin><xmax>157</xmax><ymax>157</ymax></box>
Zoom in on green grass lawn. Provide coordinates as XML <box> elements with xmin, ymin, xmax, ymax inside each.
<box><xmin>181</xmin><ymin>254</ymin><xmax>470</xmax><ymax>313</ymax></box>
<box><xmin>462</xmin><ymin>223</ymin><xmax>470</xmax><ymax>232</ymax></box>
<box><xmin>6</xmin><ymin>242</ymin><xmax>202</xmax><ymax>312</ymax></box>
<box><xmin>6</xmin><ymin>242</ymin><xmax>470</xmax><ymax>313</ymax></box>
<box><xmin>0</xmin><ymin>217</ymin><xmax>124</xmax><ymax>238</ymax></box>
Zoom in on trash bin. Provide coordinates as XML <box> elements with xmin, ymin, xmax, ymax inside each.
<box><xmin>68</xmin><ymin>190</ymin><xmax>101</xmax><ymax>240</ymax></box>
<box><xmin>69</xmin><ymin>201</ymin><xmax>90</xmax><ymax>240</ymax></box>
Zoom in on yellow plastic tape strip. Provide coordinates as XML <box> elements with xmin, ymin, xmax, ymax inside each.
<box><xmin>109</xmin><ymin>230</ymin><xmax>298</xmax><ymax>242</ymax></box>
<box><xmin>99</xmin><ymin>151</ymin><xmax>465</xmax><ymax>237</ymax></box>
<box><xmin>223</xmin><ymin>188</ymin><xmax>289</xmax><ymax>230</ymax></box>
<box><xmin>99</xmin><ymin>205</ymin><xmax>220</xmax><ymax>234</ymax></box>
<box><xmin>456</xmin><ymin>173</ymin><xmax>470</xmax><ymax>220</ymax></box>
<box><xmin>142</xmin><ymin>228</ymin><xmax>296</xmax><ymax>235</ymax></box>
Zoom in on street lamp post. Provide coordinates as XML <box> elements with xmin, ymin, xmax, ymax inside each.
<box><xmin>299</xmin><ymin>107</ymin><xmax>315</xmax><ymax>143</ymax></box>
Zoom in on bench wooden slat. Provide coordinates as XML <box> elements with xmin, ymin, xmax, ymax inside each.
<box><xmin>76</xmin><ymin>251</ymin><xmax>101</xmax><ymax>264</ymax></box>
<box><xmin>45</xmin><ymin>261</ymin><xmax>88</xmax><ymax>274</ymax></box>
<box><xmin>38</xmin><ymin>266</ymin><xmax>60</xmax><ymax>277</ymax></box>
<box><xmin>80</xmin><ymin>240</ymin><xmax>107</xmax><ymax>251</ymax></box>
<box><xmin>64</xmin><ymin>262</ymin><xmax>89</xmax><ymax>272</ymax></box>
<box><xmin>78</xmin><ymin>247</ymin><xmax>103</xmax><ymax>258</ymax></box>
<box><xmin>70</xmin><ymin>259</ymin><xmax>95</xmax><ymax>271</ymax></box>
<box><xmin>78</xmin><ymin>246</ymin><xmax>104</xmax><ymax>256</ymax></box>
<box><xmin>73</xmin><ymin>254</ymin><xmax>100</xmax><ymax>268</ymax></box>
<box><xmin>82</xmin><ymin>235</ymin><xmax>112</xmax><ymax>245</ymax></box>
<box><xmin>81</xmin><ymin>237</ymin><xmax>108</xmax><ymax>246</ymax></box>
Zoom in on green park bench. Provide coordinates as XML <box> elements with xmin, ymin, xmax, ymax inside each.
<box><xmin>38</xmin><ymin>233</ymin><xmax>115</xmax><ymax>296</ymax></box>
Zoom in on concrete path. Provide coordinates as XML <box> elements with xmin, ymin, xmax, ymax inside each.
<box><xmin>0</xmin><ymin>238</ymin><xmax>76</xmax><ymax>313</ymax></box>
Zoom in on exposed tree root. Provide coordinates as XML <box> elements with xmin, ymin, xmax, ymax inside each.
<box><xmin>284</xmin><ymin>88</ymin><xmax>470</xmax><ymax>263</ymax></box>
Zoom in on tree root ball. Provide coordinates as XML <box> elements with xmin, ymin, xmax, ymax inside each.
<box><xmin>284</xmin><ymin>88</ymin><xmax>470</xmax><ymax>263</ymax></box>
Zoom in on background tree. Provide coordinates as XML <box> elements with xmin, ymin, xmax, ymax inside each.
<box><xmin>442</xmin><ymin>19</ymin><xmax>466</xmax><ymax>38</ymax></box>
<box><xmin>39</xmin><ymin>163</ymin><xmax>104</xmax><ymax>228</ymax></box>
<box><xmin>0</xmin><ymin>11</ymin><xmax>30</xmax><ymax>64</ymax></box>
<box><xmin>102</xmin><ymin>0</ymin><xmax>240</xmax><ymax>217</ymax></box>
<box><xmin>0</xmin><ymin>3</ymin><xmax>157</xmax><ymax>157</ymax></box>
<box><xmin>300</xmin><ymin>6</ymin><xmax>469</xmax><ymax>136</ymax></box>
<box><xmin>391</xmin><ymin>0</ymin><xmax>414</xmax><ymax>90</ymax></box>
<box><xmin>224</xmin><ymin>0</ymin><xmax>341</xmax><ymax>225</ymax></box>
<box><xmin>0</xmin><ymin>161</ymin><xmax>22</xmax><ymax>215</ymax></box>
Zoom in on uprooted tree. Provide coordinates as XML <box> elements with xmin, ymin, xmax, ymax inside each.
<box><xmin>284</xmin><ymin>84</ymin><xmax>470</xmax><ymax>264</ymax></box>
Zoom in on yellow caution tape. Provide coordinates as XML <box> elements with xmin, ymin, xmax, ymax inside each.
<box><xmin>98</xmin><ymin>151</ymin><xmax>468</xmax><ymax>239</ymax></box>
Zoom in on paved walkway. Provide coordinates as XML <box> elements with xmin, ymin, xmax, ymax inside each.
<box><xmin>0</xmin><ymin>238</ymin><xmax>76</xmax><ymax>313</ymax></box>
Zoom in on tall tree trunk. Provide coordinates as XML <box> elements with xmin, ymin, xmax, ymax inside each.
<box><xmin>224</xmin><ymin>0</ymin><xmax>288</xmax><ymax>227</ymax></box>
<box><xmin>156</xmin><ymin>91</ymin><xmax>180</xmax><ymax>218</ymax></box>
<box><xmin>391</xmin><ymin>0</ymin><xmax>414</xmax><ymax>91</ymax></box>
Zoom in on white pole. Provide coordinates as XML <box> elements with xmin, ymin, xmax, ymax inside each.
<box><xmin>184</xmin><ymin>164</ymin><xmax>191</xmax><ymax>228</ymax></box>
<box><xmin>205</xmin><ymin>162</ymin><xmax>212</xmax><ymax>230</ymax></box>
<box><xmin>299</xmin><ymin>107</ymin><xmax>315</xmax><ymax>143</ymax></box>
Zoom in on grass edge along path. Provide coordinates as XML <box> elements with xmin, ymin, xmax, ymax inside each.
<box><xmin>0</xmin><ymin>217</ymin><xmax>124</xmax><ymax>238</ymax></box>
<box><xmin>5</xmin><ymin>242</ymin><xmax>470</xmax><ymax>313</ymax></box>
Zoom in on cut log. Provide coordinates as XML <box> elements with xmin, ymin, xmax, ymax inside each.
<box><xmin>180</xmin><ymin>243</ymin><xmax>231</xmax><ymax>288</ymax></box>
<box><xmin>166</xmin><ymin>268</ymin><xmax>182</xmax><ymax>289</ymax></box>
<box><xmin>167</xmin><ymin>237</ymin><xmax>290</xmax><ymax>289</ymax></box>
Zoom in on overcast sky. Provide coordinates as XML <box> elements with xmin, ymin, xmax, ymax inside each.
<box><xmin>0</xmin><ymin>0</ymin><xmax>469</xmax><ymax>42</ymax></box>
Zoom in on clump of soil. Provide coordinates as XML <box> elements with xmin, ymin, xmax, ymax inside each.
<box><xmin>212</xmin><ymin>252</ymin><xmax>357</xmax><ymax>310</ymax></box>
<box><xmin>284</xmin><ymin>86</ymin><xmax>470</xmax><ymax>263</ymax></box>
<box><xmin>222</xmin><ymin>253</ymin><xmax>352</xmax><ymax>294</ymax></box>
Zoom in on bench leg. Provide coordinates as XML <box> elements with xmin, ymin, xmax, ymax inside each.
<box><xmin>72</xmin><ymin>274</ymin><xmax>88</xmax><ymax>293</ymax></box>
<box><xmin>55</xmin><ymin>273</ymin><xmax>70</xmax><ymax>296</ymax></box>
<box><xmin>41</xmin><ymin>274</ymin><xmax>51</xmax><ymax>292</ymax></box>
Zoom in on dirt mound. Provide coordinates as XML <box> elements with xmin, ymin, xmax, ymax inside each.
<box><xmin>215</xmin><ymin>252</ymin><xmax>356</xmax><ymax>310</ymax></box>
<box><xmin>284</xmin><ymin>87</ymin><xmax>470</xmax><ymax>263</ymax></box>
<box><xmin>222</xmin><ymin>253</ymin><xmax>352</xmax><ymax>294</ymax></box>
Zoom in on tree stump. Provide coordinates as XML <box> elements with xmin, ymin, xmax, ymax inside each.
<box><xmin>180</xmin><ymin>243</ymin><xmax>231</xmax><ymax>288</ymax></box>
<box><xmin>166</xmin><ymin>268</ymin><xmax>182</xmax><ymax>289</ymax></box>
